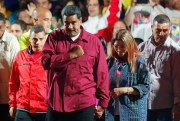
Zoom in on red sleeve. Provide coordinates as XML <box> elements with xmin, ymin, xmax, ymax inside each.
<box><xmin>41</xmin><ymin>31</ymin><xmax>70</xmax><ymax>70</ymax></box>
<box><xmin>94</xmin><ymin>38</ymin><xmax>110</xmax><ymax>108</ymax></box>
<box><xmin>9</xmin><ymin>54</ymin><xmax>20</xmax><ymax>108</ymax></box>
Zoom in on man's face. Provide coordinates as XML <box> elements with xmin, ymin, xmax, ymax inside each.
<box><xmin>38</xmin><ymin>11</ymin><xmax>52</xmax><ymax>33</ymax></box>
<box><xmin>113</xmin><ymin>40</ymin><xmax>127</xmax><ymax>58</ymax></box>
<box><xmin>11</xmin><ymin>24</ymin><xmax>24</xmax><ymax>38</ymax></box>
<box><xmin>112</xmin><ymin>21</ymin><xmax>127</xmax><ymax>39</ymax></box>
<box><xmin>0</xmin><ymin>20</ymin><xmax>5</xmax><ymax>38</ymax></box>
<box><xmin>29</xmin><ymin>31</ymin><xmax>46</xmax><ymax>52</ymax></box>
<box><xmin>63</xmin><ymin>15</ymin><xmax>82</xmax><ymax>37</ymax></box>
<box><xmin>86</xmin><ymin>0</ymin><xmax>100</xmax><ymax>17</ymax></box>
<box><xmin>152</xmin><ymin>21</ymin><xmax>171</xmax><ymax>44</ymax></box>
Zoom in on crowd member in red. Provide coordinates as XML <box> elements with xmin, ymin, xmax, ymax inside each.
<box><xmin>41</xmin><ymin>5</ymin><xmax>110</xmax><ymax>121</ymax></box>
<box><xmin>9</xmin><ymin>25</ymin><xmax>48</xmax><ymax>121</ymax></box>
<box><xmin>83</xmin><ymin>0</ymin><xmax>122</xmax><ymax>42</ymax></box>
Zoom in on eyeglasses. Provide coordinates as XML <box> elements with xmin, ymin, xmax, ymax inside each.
<box><xmin>86</xmin><ymin>3</ymin><xmax>99</xmax><ymax>8</ymax></box>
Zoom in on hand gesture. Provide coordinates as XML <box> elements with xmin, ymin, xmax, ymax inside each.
<box><xmin>94</xmin><ymin>105</ymin><xmax>104</xmax><ymax>119</ymax></box>
<box><xmin>69</xmin><ymin>45</ymin><xmax>84</xmax><ymax>59</ymax></box>
<box><xmin>25</xmin><ymin>2</ymin><xmax>37</xmax><ymax>17</ymax></box>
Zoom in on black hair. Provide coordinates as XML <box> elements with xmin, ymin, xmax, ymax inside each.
<box><xmin>98</xmin><ymin>0</ymin><xmax>104</xmax><ymax>7</ymax></box>
<box><xmin>63</xmin><ymin>5</ymin><xmax>82</xmax><ymax>18</ymax></box>
<box><xmin>153</xmin><ymin>14</ymin><xmax>171</xmax><ymax>25</ymax></box>
<box><xmin>85</xmin><ymin>0</ymin><xmax>104</xmax><ymax>7</ymax></box>
<box><xmin>12</xmin><ymin>20</ymin><xmax>27</xmax><ymax>31</ymax></box>
<box><xmin>0</xmin><ymin>12</ymin><xmax>6</xmax><ymax>23</ymax></box>
<box><xmin>98</xmin><ymin>36</ymin><xmax>107</xmax><ymax>56</ymax></box>
<box><xmin>134</xmin><ymin>38</ymin><xmax>144</xmax><ymax>45</ymax></box>
<box><xmin>30</xmin><ymin>24</ymin><xmax>45</xmax><ymax>34</ymax></box>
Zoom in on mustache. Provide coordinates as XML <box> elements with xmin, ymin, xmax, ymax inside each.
<box><xmin>67</xmin><ymin>29</ymin><xmax>75</xmax><ymax>32</ymax></box>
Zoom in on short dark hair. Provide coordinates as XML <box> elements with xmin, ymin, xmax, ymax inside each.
<box><xmin>153</xmin><ymin>14</ymin><xmax>171</xmax><ymax>25</ymax></box>
<box><xmin>12</xmin><ymin>20</ymin><xmax>27</xmax><ymax>31</ymax></box>
<box><xmin>30</xmin><ymin>24</ymin><xmax>45</xmax><ymax>34</ymax></box>
<box><xmin>0</xmin><ymin>12</ymin><xmax>6</xmax><ymax>23</ymax></box>
<box><xmin>63</xmin><ymin>5</ymin><xmax>82</xmax><ymax>18</ymax></box>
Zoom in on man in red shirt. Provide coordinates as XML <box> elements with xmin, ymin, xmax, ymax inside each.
<box><xmin>9</xmin><ymin>25</ymin><xmax>48</xmax><ymax>121</ymax></box>
<box><xmin>41</xmin><ymin>5</ymin><xmax>110</xmax><ymax>121</ymax></box>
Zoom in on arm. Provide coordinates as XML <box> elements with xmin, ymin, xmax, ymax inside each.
<box><xmin>41</xmin><ymin>32</ymin><xmax>84</xmax><ymax>70</ymax></box>
<box><xmin>94</xmin><ymin>39</ymin><xmax>110</xmax><ymax>118</ymax></box>
<box><xmin>9</xmin><ymin>36</ymin><xmax>20</xmax><ymax>69</ymax></box>
<box><xmin>94</xmin><ymin>39</ymin><xmax>110</xmax><ymax>108</ymax></box>
<box><xmin>111</xmin><ymin>87</ymin><xmax>139</xmax><ymax>99</ymax></box>
<box><xmin>172</xmin><ymin>50</ymin><xmax>180</xmax><ymax>120</ymax></box>
<box><xmin>8</xmin><ymin>57</ymin><xmax>20</xmax><ymax>118</ymax></box>
<box><xmin>123</xmin><ymin>1</ymin><xmax>135</xmax><ymax>27</ymax></box>
<box><xmin>148</xmin><ymin>0</ymin><xmax>165</xmax><ymax>15</ymax></box>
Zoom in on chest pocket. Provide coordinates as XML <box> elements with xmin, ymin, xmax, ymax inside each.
<box><xmin>156</xmin><ymin>52</ymin><xmax>171</xmax><ymax>74</ymax></box>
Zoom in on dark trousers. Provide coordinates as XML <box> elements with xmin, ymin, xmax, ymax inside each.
<box><xmin>46</xmin><ymin>105</ymin><xmax>95</xmax><ymax>121</ymax></box>
<box><xmin>15</xmin><ymin>109</ymin><xmax>46</xmax><ymax>121</ymax></box>
<box><xmin>147</xmin><ymin>108</ymin><xmax>172</xmax><ymax>121</ymax></box>
<box><xmin>0</xmin><ymin>104</ymin><xmax>11</xmax><ymax>121</ymax></box>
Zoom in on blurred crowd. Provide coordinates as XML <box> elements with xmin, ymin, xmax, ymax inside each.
<box><xmin>0</xmin><ymin>0</ymin><xmax>180</xmax><ymax>121</ymax></box>
<box><xmin>0</xmin><ymin>0</ymin><xmax>179</xmax><ymax>45</ymax></box>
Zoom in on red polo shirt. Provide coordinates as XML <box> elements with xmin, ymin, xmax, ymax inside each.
<box><xmin>41</xmin><ymin>27</ymin><xmax>110</xmax><ymax>112</ymax></box>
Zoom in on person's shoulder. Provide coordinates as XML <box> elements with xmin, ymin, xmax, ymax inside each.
<box><xmin>49</xmin><ymin>28</ymin><xmax>65</xmax><ymax>36</ymax></box>
<box><xmin>4</xmin><ymin>31</ymin><xmax>16</xmax><ymax>39</ymax></box>
<box><xmin>4</xmin><ymin>31</ymin><xmax>18</xmax><ymax>43</ymax></box>
<box><xmin>167</xmin><ymin>37</ymin><xmax>180</xmax><ymax>51</ymax></box>
<box><xmin>18</xmin><ymin>30</ymin><xmax>30</xmax><ymax>41</ymax></box>
<box><xmin>15</xmin><ymin>48</ymin><xmax>28</xmax><ymax>58</ymax></box>
<box><xmin>82</xmin><ymin>29</ymin><xmax>99</xmax><ymax>41</ymax></box>
<box><xmin>138</xmin><ymin>39</ymin><xmax>150</xmax><ymax>49</ymax></box>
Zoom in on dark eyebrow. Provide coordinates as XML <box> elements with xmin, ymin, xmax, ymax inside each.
<box><xmin>156</xmin><ymin>28</ymin><xmax>169</xmax><ymax>32</ymax></box>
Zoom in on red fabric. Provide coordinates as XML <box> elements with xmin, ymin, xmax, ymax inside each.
<box><xmin>41</xmin><ymin>27</ymin><xmax>110</xmax><ymax>112</ymax></box>
<box><xmin>9</xmin><ymin>49</ymin><xmax>47</xmax><ymax>113</ymax></box>
<box><xmin>31</xmin><ymin>51</ymin><xmax>42</xmax><ymax>60</ymax></box>
<box><xmin>96</xmin><ymin>0</ymin><xmax>121</xmax><ymax>42</ymax></box>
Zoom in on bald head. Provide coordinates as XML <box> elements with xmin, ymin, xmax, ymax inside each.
<box><xmin>32</xmin><ymin>6</ymin><xmax>51</xmax><ymax>19</ymax></box>
<box><xmin>32</xmin><ymin>6</ymin><xmax>52</xmax><ymax>33</ymax></box>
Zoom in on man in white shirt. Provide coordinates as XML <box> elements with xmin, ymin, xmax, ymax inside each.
<box><xmin>0</xmin><ymin>12</ymin><xmax>20</xmax><ymax>121</ymax></box>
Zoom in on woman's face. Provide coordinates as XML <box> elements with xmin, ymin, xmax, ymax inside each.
<box><xmin>113</xmin><ymin>40</ymin><xmax>127</xmax><ymax>58</ymax></box>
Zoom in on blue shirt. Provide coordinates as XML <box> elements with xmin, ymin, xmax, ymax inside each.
<box><xmin>106</xmin><ymin>56</ymin><xmax>149</xmax><ymax>121</ymax></box>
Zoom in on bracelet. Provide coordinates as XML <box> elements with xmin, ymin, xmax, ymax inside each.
<box><xmin>152</xmin><ymin>4</ymin><xmax>158</xmax><ymax>8</ymax></box>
